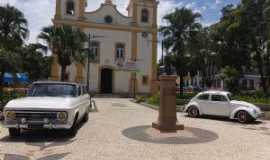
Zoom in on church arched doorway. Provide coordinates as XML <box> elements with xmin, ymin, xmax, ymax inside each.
<box><xmin>100</xmin><ymin>68</ymin><xmax>113</xmax><ymax>94</ymax></box>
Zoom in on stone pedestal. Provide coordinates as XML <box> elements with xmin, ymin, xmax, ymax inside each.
<box><xmin>152</xmin><ymin>75</ymin><xmax>184</xmax><ymax>132</ymax></box>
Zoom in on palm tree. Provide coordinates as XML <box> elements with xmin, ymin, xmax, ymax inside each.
<box><xmin>38</xmin><ymin>25</ymin><xmax>87</xmax><ymax>81</ymax></box>
<box><xmin>18</xmin><ymin>43</ymin><xmax>51</xmax><ymax>81</ymax></box>
<box><xmin>160</xmin><ymin>7</ymin><xmax>202</xmax><ymax>95</ymax></box>
<box><xmin>0</xmin><ymin>4</ymin><xmax>28</xmax><ymax>50</ymax></box>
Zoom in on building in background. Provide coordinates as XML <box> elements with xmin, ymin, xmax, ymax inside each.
<box><xmin>51</xmin><ymin>0</ymin><xmax>159</xmax><ymax>95</ymax></box>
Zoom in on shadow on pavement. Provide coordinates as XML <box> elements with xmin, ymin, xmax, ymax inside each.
<box><xmin>0</xmin><ymin>119</ymin><xmax>88</xmax><ymax>149</ymax></box>
<box><xmin>184</xmin><ymin>115</ymin><xmax>264</xmax><ymax>125</ymax></box>
<box><xmin>1</xmin><ymin>152</ymin><xmax>70</xmax><ymax>160</ymax></box>
<box><xmin>122</xmin><ymin>125</ymin><xmax>219</xmax><ymax>144</ymax></box>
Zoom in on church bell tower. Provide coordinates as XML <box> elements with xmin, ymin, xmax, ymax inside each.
<box><xmin>55</xmin><ymin>0</ymin><xmax>86</xmax><ymax>20</ymax></box>
<box><xmin>127</xmin><ymin>0</ymin><xmax>158</xmax><ymax>27</ymax></box>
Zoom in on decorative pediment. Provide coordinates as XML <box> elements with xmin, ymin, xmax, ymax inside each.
<box><xmin>84</xmin><ymin>2</ymin><xmax>132</xmax><ymax>26</ymax></box>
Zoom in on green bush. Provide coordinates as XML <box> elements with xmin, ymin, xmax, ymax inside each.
<box><xmin>135</xmin><ymin>96</ymin><xmax>146</xmax><ymax>103</ymax></box>
<box><xmin>146</xmin><ymin>93</ymin><xmax>160</xmax><ymax>106</ymax></box>
<box><xmin>0</xmin><ymin>91</ymin><xmax>25</xmax><ymax>110</ymax></box>
<box><xmin>233</xmin><ymin>94</ymin><xmax>270</xmax><ymax>105</ymax></box>
<box><xmin>176</xmin><ymin>99</ymin><xmax>190</xmax><ymax>105</ymax></box>
<box><xmin>176</xmin><ymin>92</ymin><xmax>197</xmax><ymax>100</ymax></box>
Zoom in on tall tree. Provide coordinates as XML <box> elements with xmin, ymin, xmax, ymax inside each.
<box><xmin>38</xmin><ymin>25</ymin><xmax>87</xmax><ymax>81</ymax></box>
<box><xmin>0</xmin><ymin>4</ymin><xmax>28</xmax><ymax>86</ymax></box>
<box><xmin>160</xmin><ymin>8</ymin><xmax>202</xmax><ymax>95</ymax></box>
<box><xmin>0</xmin><ymin>4</ymin><xmax>28</xmax><ymax>50</ymax></box>
<box><xmin>240</xmin><ymin>0</ymin><xmax>270</xmax><ymax>95</ymax></box>
<box><xmin>18</xmin><ymin>43</ymin><xmax>51</xmax><ymax>81</ymax></box>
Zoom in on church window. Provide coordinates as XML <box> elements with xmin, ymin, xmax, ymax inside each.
<box><xmin>141</xmin><ymin>9</ymin><xmax>149</xmax><ymax>23</ymax></box>
<box><xmin>142</xmin><ymin>75</ymin><xmax>149</xmax><ymax>85</ymax></box>
<box><xmin>66</xmin><ymin>1</ymin><xmax>75</xmax><ymax>15</ymax></box>
<box><xmin>104</xmin><ymin>15</ymin><xmax>113</xmax><ymax>24</ymax></box>
<box><xmin>115</xmin><ymin>43</ymin><xmax>125</xmax><ymax>59</ymax></box>
<box><xmin>90</xmin><ymin>41</ymin><xmax>100</xmax><ymax>62</ymax></box>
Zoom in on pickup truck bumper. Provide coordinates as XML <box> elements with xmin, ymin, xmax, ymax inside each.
<box><xmin>3</xmin><ymin>122</ymin><xmax>72</xmax><ymax>129</ymax></box>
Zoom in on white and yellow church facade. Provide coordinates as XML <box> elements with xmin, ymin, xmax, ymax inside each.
<box><xmin>51</xmin><ymin>0</ymin><xmax>159</xmax><ymax>95</ymax></box>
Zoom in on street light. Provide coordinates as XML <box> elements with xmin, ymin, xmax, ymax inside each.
<box><xmin>86</xmin><ymin>33</ymin><xmax>104</xmax><ymax>92</ymax></box>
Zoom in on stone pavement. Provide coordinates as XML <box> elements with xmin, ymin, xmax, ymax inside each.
<box><xmin>0</xmin><ymin>98</ymin><xmax>270</xmax><ymax>160</ymax></box>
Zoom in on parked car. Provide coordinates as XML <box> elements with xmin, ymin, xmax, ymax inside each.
<box><xmin>184</xmin><ymin>91</ymin><xmax>264</xmax><ymax>123</ymax></box>
<box><xmin>2</xmin><ymin>81</ymin><xmax>91</xmax><ymax>137</ymax></box>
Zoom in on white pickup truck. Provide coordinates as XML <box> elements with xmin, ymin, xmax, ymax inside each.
<box><xmin>3</xmin><ymin>81</ymin><xmax>91</xmax><ymax>137</ymax></box>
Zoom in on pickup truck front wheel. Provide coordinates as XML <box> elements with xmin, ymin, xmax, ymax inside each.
<box><xmin>68</xmin><ymin>114</ymin><xmax>78</xmax><ymax>136</ymax></box>
<box><xmin>82</xmin><ymin>112</ymin><xmax>89</xmax><ymax>123</ymax></box>
<box><xmin>9</xmin><ymin>128</ymin><xmax>21</xmax><ymax>137</ymax></box>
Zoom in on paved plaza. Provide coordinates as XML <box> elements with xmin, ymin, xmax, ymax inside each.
<box><xmin>0</xmin><ymin>98</ymin><xmax>270</xmax><ymax>160</ymax></box>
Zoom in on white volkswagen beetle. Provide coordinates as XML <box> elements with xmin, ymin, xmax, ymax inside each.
<box><xmin>184</xmin><ymin>91</ymin><xmax>264</xmax><ymax>123</ymax></box>
<box><xmin>3</xmin><ymin>81</ymin><xmax>91</xmax><ymax>137</ymax></box>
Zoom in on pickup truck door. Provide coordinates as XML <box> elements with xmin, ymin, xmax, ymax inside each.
<box><xmin>76</xmin><ymin>86</ymin><xmax>90</xmax><ymax>120</ymax></box>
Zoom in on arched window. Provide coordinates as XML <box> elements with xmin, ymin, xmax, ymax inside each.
<box><xmin>66</xmin><ymin>0</ymin><xmax>75</xmax><ymax>15</ymax></box>
<box><xmin>141</xmin><ymin>9</ymin><xmax>149</xmax><ymax>23</ymax></box>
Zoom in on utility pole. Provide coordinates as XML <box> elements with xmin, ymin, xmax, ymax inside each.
<box><xmin>161</xmin><ymin>40</ymin><xmax>164</xmax><ymax>65</ymax></box>
<box><xmin>133</xmin><ymin>59</ymin><xmax>137</xmax><ymax>98</ymax></box>
<box><xmin>86</xmin><ymin>33</ymin><xmax>104</xmax><ymax>92</ymax></box>
<box><xmin>87</xmin><ymin>33</ymin><xmax>91</xmax><ymax>92</ymax></box>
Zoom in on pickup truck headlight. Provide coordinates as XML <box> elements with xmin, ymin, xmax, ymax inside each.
<box><xmin>57</xmin><ymin>112</ymin><xmax>68</xmax><ymax>122</ymax></box>
<box><xmin>5</xmin><ymin>111</ymin><xmax>16</xmax><ymax>120</ymax></box>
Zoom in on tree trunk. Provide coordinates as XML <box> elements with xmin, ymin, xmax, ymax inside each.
<box><xmin>257</xmin><ymin>54</ymin><xmax>267</xmax><ymax>95</ymax></box>
<box><xmin>179</xmin><ymin>72</ymin><xmax>184</xmax><ymax>96</ymax></box>
<box><xmin>60</xmin><ymin>65</ymin><xmax>67</xmax><ymax>82</ymax></box>
<box><xmin>0</xmin><ymin>68</ymin><xmax>5</xmax><ymax>105</ymax></box>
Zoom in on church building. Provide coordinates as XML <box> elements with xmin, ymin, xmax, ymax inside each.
<box><xmin>51</xmin><ymin>0</ymin><xmax>159</xmax><ymax>95</ymax></box>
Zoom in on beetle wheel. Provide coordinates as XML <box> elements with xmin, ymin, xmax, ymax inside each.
<box><xmin>236</xmin><ymin>111</ymin><xmax>252</xmax><ymax>123</ymax></box>
<box><xmin>188</xmin><ymin>107</ymin><xmax>200</xmax><ymax>118</ymax></box>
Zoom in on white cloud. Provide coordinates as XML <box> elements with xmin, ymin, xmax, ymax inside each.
<box><xmin>1</xmin><ymin>0</ymin><xmax>55</xmax><ymax>43</ymax></box>
<box><xmin>1</xmin><ymin>0</ymin><xmax>177</xmax><ymax>60</ymax></box>
<box><xmin>215</xmin><ymin>0</ymin><xmax>222</xmax><ymax>5</ymax></box>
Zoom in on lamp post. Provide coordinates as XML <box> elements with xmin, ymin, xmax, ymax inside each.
<box><xmin>86</xmin><ymin>33</ymin><xmax>91</xmax><ymax>92</ymax></box>
<box><xmin>133</xmin><ymin>59</ymin><xmax>138</xmax><ymax>98</ymax></box>
<box><xmin>86</xmin><ymin>33</ymin><xmax>104</xmax><ymax>92</ymax></box>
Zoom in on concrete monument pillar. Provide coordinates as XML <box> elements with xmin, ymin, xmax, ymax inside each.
<box><xmin>152</xmin><ymin>75</ymin><xmax>184</xmax><ymax>132</ymax></box>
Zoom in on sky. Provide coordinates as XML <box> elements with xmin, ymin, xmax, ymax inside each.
<box><xmin>0</xmin><ymin>0</ymin><xmax>240</xmax><ymax>58</ymax></box>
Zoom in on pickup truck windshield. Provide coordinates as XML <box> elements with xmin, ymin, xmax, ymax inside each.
<box><xmin>28</xmin><ymin>84</ymin><xmax>77</xmax><ymax>97</ymax></box>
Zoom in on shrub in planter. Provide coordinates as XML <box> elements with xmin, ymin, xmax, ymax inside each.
<box><xmin>135</xmin><ymin>96</ymin><xmax>146</xmax><ymax>103</ymax></box>
<box><xmin>147</xmin><ymin>93</ymin><xmax>160</xmax><ymax>106</ymax></box>
<box><xmin>176</xmin><ymin>99</ymin><xmax>189</xmax><ymax>106</ymax></box>
<box><xmin>176</xmin><ymin>92</ymin><xmax>197</xmax><ymax>100</ymax></box>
